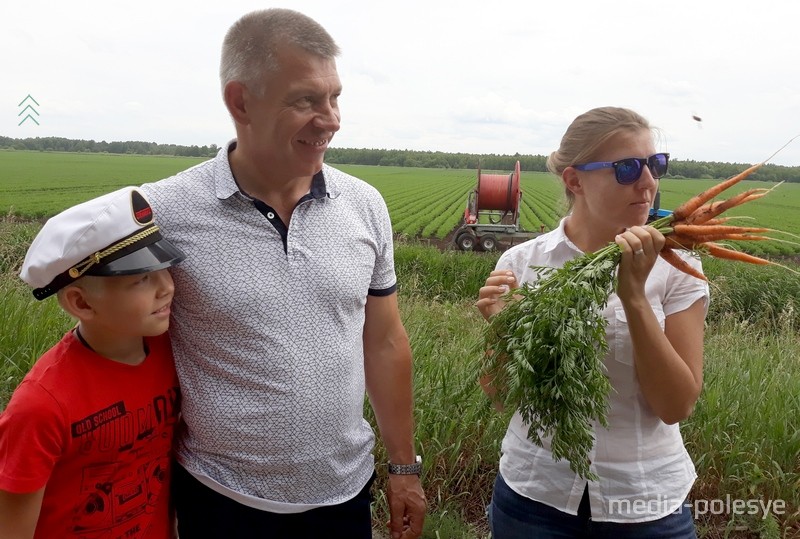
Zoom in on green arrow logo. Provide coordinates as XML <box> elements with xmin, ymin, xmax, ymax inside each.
<box><xmin>18</xmin><ymin>94</ymin><xmax>40</xmax><ymax>126</ymax></box>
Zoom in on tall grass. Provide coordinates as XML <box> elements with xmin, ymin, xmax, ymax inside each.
<box><xmin>368</xmin><ymin>296</ymin><xmax>508</xmax><ymax>538</ymax></box>
<box><xmin>0</xmin><ymin>218</ymin><xmax>40</xmax><ymax>274</ymax></box>
<box><xmin>2</xmin><ymin>226</ymin><xmax>798</xmax><ymax>538</ymax></box>
<box><xmin>0</xmin><ymin>219</ymin><xmax>74</xmax><ymax>404</ymax></box>
<box><xmin>0</xmin><ymin>277</ymin><xmax>72</xmax><ymax>405</ymax></box>
<box><xmin>686</xmin><ymin>318</ymin><xmax>800</xmax><ymax>537</ymax></box>
<box><xmin>703</xmin><ymin>257</ymin><xmax>800</xmax><ymax>330</ymax></box>
<box><xmin>393</xmin><ymin>238</ymin><xmax>499</xmax><ymax>302</ymax></box>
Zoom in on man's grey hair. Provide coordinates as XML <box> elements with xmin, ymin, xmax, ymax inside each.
<box><xmin>220</xmin><ymin>8</ymin><xmax>340</xmax><ymax>97</ymax></box>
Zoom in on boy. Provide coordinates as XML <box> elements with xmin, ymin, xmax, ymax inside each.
<box><xmin>0</xmin><ymin>186</ymin><xmax>185</xmax><ymax>538</ymax></box>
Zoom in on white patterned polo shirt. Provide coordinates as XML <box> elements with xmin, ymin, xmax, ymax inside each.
<box><xmin>140</xmin><ymin>141</ymin><xmax>396</xmax><ymax>512</ymax></box>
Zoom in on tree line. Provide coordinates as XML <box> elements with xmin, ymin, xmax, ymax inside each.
<box><xmin>2</xmin><ymin>136</ymin><xmax>798</xmax><ymax>182</ymax></box>
<box><xmin>0</xmin><ymin>136</ymin><xmax>219</xmax><ymax>158</ymax></box>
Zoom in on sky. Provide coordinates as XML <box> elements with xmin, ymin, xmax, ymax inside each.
<box><xmin>2</xmin><ymin>0</ymin><xmax>799</xmax><ymax>166</ymax></box>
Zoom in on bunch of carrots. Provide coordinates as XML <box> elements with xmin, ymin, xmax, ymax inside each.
<box><xmin>651</xmin><ymin>160</ymin><xmax>796</xmax><ymax>280</ymax></box>
<box><xmin>479</xmin><ymin>148</ymin><xmax>797</xmax><ymax>480</ymax></box>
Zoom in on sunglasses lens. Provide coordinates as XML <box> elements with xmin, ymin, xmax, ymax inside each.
<box><xmin>615</xmin><ymin>158</ymin><xmax>642</xmax><ymax>184</ymax></box>
<box><xmin>614</xmin><ymin>154</ymin><xmax>669</xmax><ymax>184</ymax></box>
<box><xmin>649</xmin><ymin>153</ymin><xmax>669</xmax><ymax>178</ymax></box>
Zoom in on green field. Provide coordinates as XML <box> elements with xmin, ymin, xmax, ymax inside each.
<box><xmin>0</xmin><ymin>151</ymin><xmax>206</xmax><ymax>217</ymax></box>
<box><xmin>2</xmin><ymin>150</ymin><xmax>798</xmax><ymax>256</ymax></box>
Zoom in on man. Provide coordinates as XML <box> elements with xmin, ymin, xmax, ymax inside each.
<box><xmin>140</xmin><ymin>8</ymin><xmax>426</xmax><ymax>539</ymax></box>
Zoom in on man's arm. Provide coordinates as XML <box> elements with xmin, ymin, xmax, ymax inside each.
<box><xmin>0</xmin><ymin>488</ymin><xmax>45</xmax><ymax>539</ymax></box>
<box><xmin>363</xmin><ymin>292</ymin><xmax>426</xmax><ymax>539</ymax></box>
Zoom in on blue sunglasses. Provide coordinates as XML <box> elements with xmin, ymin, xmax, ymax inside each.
<box><xmin>574</xmin><ymin>152</ymin><xmax>670</xmax><ymax>185</ymax></box>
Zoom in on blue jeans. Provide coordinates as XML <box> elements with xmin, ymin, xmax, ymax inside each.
<box><xmin>488</xmin><ymin>473</ymin><xmax>697</xmax><ymax>539</ymax></box>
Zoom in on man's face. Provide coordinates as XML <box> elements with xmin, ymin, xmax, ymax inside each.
<box><xmin>244</xmin><ymin>44</ymin><xmax>342</xmax><ymax>179</ymax></box>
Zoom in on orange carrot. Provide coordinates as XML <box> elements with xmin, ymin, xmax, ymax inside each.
<box><xmin>736</xmin><ymin>188</ymin><xmax>770</xmax><ymax>197</ymax></box>
<box><xmin>659</xmin><ymin>246</ymin><xmax>707</xmax><ymax>281</ymax></box>
<box><xmin>671</xmin><ymin>162</ymin><xmax>763</xmax><ymax>222</ymax></box>
<box><xmin>740</xmin><ymin>193</ymin><xmax>769</xmax><ymax>204</ymax></box>
<box><xmin>665</xmin><ymin>233</ymin><xmax>770</xmax><ymax>250</ymax></box>
<box><xmin>684</xmin><ymin>201</ymin><xmax>722</xmax><ymax>225</ymax></box>
<box><xmin>713</xmin><ymin>234</ymin><xmax>771</xmax><ymax>241</ymax></box>
<box><xmin>703</xmin><ymin>243</ymin><xmax>772</xmax><ymax>265</ymax></box>
<box><xmin>698</xmin><ymin>217</ymin><xmax>732</xmax><ymax>226</ymax></box>
<box><xmin>673</xmin><ymin>224</ymin><xmax>771</xmax><ymax>236</ymax></box>
<box><xmin>665</xmin><ymin>235</ymin><xmax>701</xmax><ymax>250</ymax></box>
<box><xmin>685</xmin><ymin>188</ymin><xmax>769</xmax><ymax>224</ymax></box>
<box><xmin>703</xmin><ymin>188</ymin><xmax>768</xmax><ymax>209</ymax></box>
<box><xmin>688</xmin><ymin>234</ymin><xmax>771</xmax><ymax>243</ymax></box>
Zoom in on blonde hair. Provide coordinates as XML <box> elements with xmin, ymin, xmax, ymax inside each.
<box><xmin>219</xmin><ymin>8</ymin><xmax>340</xmax><ymax>96</ymax></box>
<box><xmin>546</xmin><ymin>107</ymin><xmax>653</xmax><ymax>209</ymax></box>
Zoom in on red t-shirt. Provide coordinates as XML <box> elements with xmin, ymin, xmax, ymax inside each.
<box><xmin>0</xmin><ymin>330</ymin><xmax>180</xmax><ymax>539</ymax></box>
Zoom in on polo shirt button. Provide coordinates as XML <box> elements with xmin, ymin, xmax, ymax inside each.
<box><xmin>267</xmin><ymin>212</ymin><xmax>275</xmax><ymax>219</ymax></box>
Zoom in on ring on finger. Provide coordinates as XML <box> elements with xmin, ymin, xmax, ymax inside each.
<box><xmin>634</xmin><ymin>249</ymin><xmax>645</xmax><ymax>256</ymax></box>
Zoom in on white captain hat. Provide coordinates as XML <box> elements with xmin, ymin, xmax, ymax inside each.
<box><xmin>20</xmin><ymin>186</ymin><xmax>186</xmax><ymax>300</ymax></box>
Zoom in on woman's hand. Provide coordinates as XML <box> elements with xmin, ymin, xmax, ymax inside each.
<box><xmin>615</xmin><ymin>225</ymin><xmax>665</xmax><ymax>303</ymax></box>
<box><xmin>475</xmin><ymin>270</ymin><xmax>518</xmax><ymax>321</ymax></box>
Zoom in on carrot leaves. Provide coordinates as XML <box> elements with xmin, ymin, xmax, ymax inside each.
<box><xmin>481</xmin><ymin>245</ymin><xmax>620</xmax><ymax>480</ymax></box>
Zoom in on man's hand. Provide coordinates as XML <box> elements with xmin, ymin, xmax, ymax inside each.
<box><xmin>386</xmin><ymin>474</ymin><xmax>426</xmax><ymax>539</ymax></box>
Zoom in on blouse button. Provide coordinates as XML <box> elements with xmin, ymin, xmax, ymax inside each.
<box><xmin>267</xmin><ymin>212</ymin><xmax>275</xmax><ymax>219</ymax></box>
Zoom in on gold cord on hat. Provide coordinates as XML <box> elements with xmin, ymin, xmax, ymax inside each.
<box><xmin>68</xmin><ymin>225</ymin><xmax>161</xmax><ymax>278</ymax></box>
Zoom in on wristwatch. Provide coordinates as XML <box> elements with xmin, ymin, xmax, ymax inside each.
<box><xmin>388</xmin><ymin>455</ymin><xmax>422</xmax><ymax>475</ymax></box>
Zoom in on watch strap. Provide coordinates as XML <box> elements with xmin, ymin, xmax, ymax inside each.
<box><xmin>388</xmin><ymin>455</ymin><xmax>422</xmax><ymax>475</ymax></box>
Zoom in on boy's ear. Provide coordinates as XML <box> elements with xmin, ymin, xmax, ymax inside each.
<box><xmin>58</xmin><ymin>285</ymin><xmax>97</xmax><ymax>321</ymax></box>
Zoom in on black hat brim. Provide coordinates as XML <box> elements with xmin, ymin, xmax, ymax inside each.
<box><xmin>86</xmin><ymin>239</ymin><xmax>186</xmax><ymax>276</ymax></box>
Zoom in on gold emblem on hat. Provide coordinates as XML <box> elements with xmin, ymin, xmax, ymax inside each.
<box><xmin>67</xmin><ymin>226</ymin><xmax>161</xmax><ymax>279</ymax></box>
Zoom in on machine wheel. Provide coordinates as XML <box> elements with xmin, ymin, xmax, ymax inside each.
<box><xmin>456</xmin><ymin>232</ymin><xmax>476</xmax><ymax>251</ymax></box>
<box><xmin>479</xmin><ymin>234</ymin><xmax>497</xmax><ymax>252</ymax></box>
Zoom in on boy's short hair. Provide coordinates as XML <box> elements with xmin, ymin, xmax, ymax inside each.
<box><xmin>20</xmin><ymin>187</ymin><xmax>185</xmax><ymax>300</ymax></box>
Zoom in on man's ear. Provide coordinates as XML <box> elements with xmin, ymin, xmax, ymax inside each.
<box><xmin>58</xmin><ymin>284</ymin><xmax>97</xmax><ymax>321</ymax></box>
<box><xmin>562</xmin><ymin>166</ymin><xmax>584</xmax><ymax>196</ymax></box>
<box><xmin>223</xmin><ymin>81</ymin><xmax>250</xmax><ymax>126</ymax></box>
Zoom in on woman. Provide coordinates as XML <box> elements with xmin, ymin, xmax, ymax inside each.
<box><xmin>476</xmin><ymin>107</ymin><xmax>709</xmax><ymax>538</ymax></box>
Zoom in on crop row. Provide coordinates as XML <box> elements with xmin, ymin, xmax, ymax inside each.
<box><xmin>420</xmin><ymin>189</ymin><xmax>474</xmax><ymax>238</ymax></box>
<box><xmin>374</xmin><ymin>170</ymin><xmax>568</xmax><ymax>240</ymax></box>
<box><xmin>391</xmin><ymin>183</ymin><xmax>473</xmax><ymax>237</ymax></box>
<box><xmin>386</xmin><ymin>181</ymin><xmax>470</xmax><ymax>225</ymax></box>
<box><xmin>518</xmin><ymin>201</ymin><xmax>544</xmax><ymax>231</ymax></box>
<box><xmin>520</xmin><ymin>192</ymin><xmax>562</xmax><ymax>231</ymax></box>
